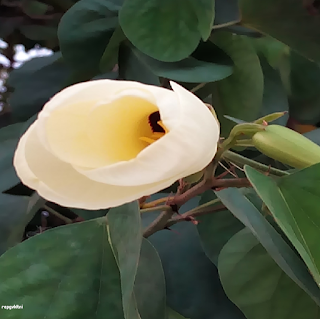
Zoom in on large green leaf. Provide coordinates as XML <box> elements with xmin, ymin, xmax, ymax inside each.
<box><xmin>216</xmin><ymin>187</ymin><xmax>320</xmax><ymax>305</ymax></box>
<box><xmin>107</xmin><ymin>202</ymin><xmax>142</xmax><ymax>319</ymax></box>
<box><xmin>189</xmin><ymin>0</ymin><xmax>215</xmax><ymax>41</ymax></box>
<box><xmin>119</xmin><ymin>0</ymin><xmax>200</xmax><ymax>62</ymax></box>
<box><xmin>211</xmin><ymin>32</ymin><xmax>263</xmax><ymax>136</ymax></box>
<box><xmin>134</xmin><ymin>238</ymin><xmax>166</xmax><ymax>319</ymax></box>
<box><xmin>0</xmin><ymin>115</ymin><xmax>37</xmax><ymax>192</ymax></box>
<box><xmin>143</xmin><ymin>195</ymin><xmax>246</xmax><ymax>319</ymax></box>
<box><xmin>168</xmin><ymin>308</ymin><xmax>189</xmax><ymax>319</ymax></box>
<box><xmin>58</xmin><ymin>0</ymin><xmax>123</xmax><ymax>77</ymax></box>
<box><xmin>219</xmin><ymin>228</ymin><xmax>320</xmax><ymax>319</ymax></box>
<box><xmin>289</xmin><ymin>52</ymin><xmax>320</xmax><ymax>124</ymax></box>
<box><xmin>258</xmin><ymin>56</ymin><xmax>289</xmax><ymax>126</ymax></box>
<box><xmin>239</xmin><ymin>0</ymin><xmax>320</xmax><ymax>62</ymax></box>
<box><xmin>0</xmin><ymin>194</ymin><xmax>29</xmax><ymax>255</ymax></box>
<box><xmin>197</xmin><ymin>190</ymin><xmax>244</xmax><ymax>265</ymax></box>
<box><xmin>100</xmin><ymin>26</ymin><xmax>127</xmax><ymax>73</ymax></box>
<box><xmin>131</xmin><ymin>46</ymin><xmax>233</xmax><ymax>83</ymax></box>
<box><xmin>7</xmin><ymin>53</ymin><xmax>70</xmax><ymax>121</ymax></box>
<box><xmin>118</xmin><ymin>45</ymin><xmax>160</xmax><ymax>85</ymax></box>
<box><xmin>20</xmin><ymin>25</ymin><xmax>57</xmax><ymax>41</ymax></box>
<box><xmin>21</xmin><ymin>0</ymin><xmax>49</xmax><ymax>16</ymax></box>
<box><xmin>250</xmin><ymin>37</ymin><xmax>289</xmax><ymax>68</ymax></box>
<box><xmin>245</xmin><ymin>164</ymin><xmax>320</xmax><ymax>287</ymax></box>
<box><xmin>70</xmin><ymin>208</ymin><xmax>109</xmax><ymax>220</ymax></box>
<box><xmin>0</xmin><ymin>218</ymin><xmax>125</xmax><ymax>319</ymax></box>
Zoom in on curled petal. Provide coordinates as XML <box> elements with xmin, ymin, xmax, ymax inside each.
<box><xmin>75</xmin><ymin>82</ymin><xmax>219</xmax><ymax>186</ymax></box>
<box><xmin>14</xmin><ymin>123</ymin><xmax>178</xmax><ymax>210</ymax></box>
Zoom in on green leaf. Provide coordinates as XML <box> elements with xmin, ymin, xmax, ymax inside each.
<box><xmin>99</xmin><ymin>25</ymin><xmax>126</xmax><ymax>73</ymax></box>
<box><xmin>92</xmin><ymin>72</ymin><xmax>119</xmax><ymax>80</ymax></box>
<box><xmin>216</xmin><ymin>187</ymin><xmax>320</xmax><ymax>306</ymax></box>
<box><xmin>143</xmin><ymin>195</ymin><xmax>246</xmax><ymax>319</ymax></box>
<box><xmin>245</xmin><ymin>164</ymin><xmax>320</xmax><ymax>287</ymax></box>
<box><xmin>258</xmin><ymin>56</ymin><xmax>289</xmax><ymax>126</ymax></box>
<box><xmin>0</xmin><ymin>194</ymin><xmax>29</xmax><ymax>255</ymax></box>
<box><xmin>19</xmin><ymin>25</ymin><xmax>57</xmax><ymax>41</ymax></box>
<box><xmin>71</xmin><ymin>208</ymin><xmax>109</xmax><ymax>220</ymax></box>
<box><xmin>167</xmin><ymin>307</ymin><xmax>189</xmax><ymax>319</ymax></box>
<box><xmin>240</xmin><ymin>0</ymin><xmax>320</xmax><ymax>63</ymax></box>
<box><xmin>134</xmin><ymin>238</ymin><xmax>166</xmax><ymax>319</ymax></box>
<box><xmin>119</xmin><ymin>45</ymin><xmax>160</xmax><ymax>85</ymax></box>
<box><xmin>0</xmin><ymin>115</ymin><xmax>37</xmax><ymax>192</ymax></box>
<box><xmin>0</xmin><ymin>218</ymin><xmax>125</xmax><ymax>318</ymax></box>
<box><xmin>223</xmin><ymin>115</ymin><xmax>246</xmax><ymax>124</ymax></box>
<box><xmin>0</xmin><ymin>193</ymin><xmax>46</xmax><ymax>256</ymax></box>
<box><xmin>251</xmin><ymin>37</ymin><xmax>289</xmax><ymax>68</ymax></box>
<box><xmin>131</xmin><ymin>46</ymin><xmax>233</xmax><ymax>83</ymax></box>
<box><xmin>190</xmin><ymin>0</ymin><xmax>215</xmax><ymax>41</ymax></box>
<box><xmin>58</xmin><ymin>0</ymin><xmax>122</xmax><ymax>77</ymax></box>
<box><xmin>107</xmin><ymin>202</ymin><xmax>142</xmax><ymax>319</ymax></box>
<box><xmin>7</xmin><ymin>53</ymin><xmax>70</xmax><ymax>121</ymax></box>
<box><xmin>197</xmin><ymin>190</ymin><xmax>244</xmax><ymax>265</ymax></box>
<box><xmin>211</xmin><ymin>32</ymin><xmax>264</xmax><ymax>136</ymax></box>
<box><xmin>289</xmin><ymin>52</ymin><xmax>320</xmax><ymax>124</ymax></box>
<box><xmin>119</xmin><ymin>0</ymin><xmax>200</xmax><ymax>62</ymax></box>
<box><xmin>219</xmin><ymin>228</ymin><xmax>320</xmax><ymax>319</ymax></box>
<box><xmin>21</xmin><ymin>0</ymin><xmax>49</xmax><ymax>16</ymax></box>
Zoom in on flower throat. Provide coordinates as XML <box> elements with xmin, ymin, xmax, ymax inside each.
<box><xmin>140</xmin><ymin>111</ymin><xmax>168</xmax><ymax>145</ymax></box>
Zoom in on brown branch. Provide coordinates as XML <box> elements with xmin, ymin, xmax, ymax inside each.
<box><xmin>143</xmin><ymin>177</ymin><xmax>250</xmax><ymax>238</ymax></box>
<box><xmin>143</xmin><ymin>204</ymin><xmax>226</xmax><ymax>238</ymax></box>
<box><xmin>166</xmin><ymin>204</ymin><xmax>226</xmax><ymax>227</ymax></box>
<box><xmin>172</xmin><ymin>178</ymin><xmax>250</xmax><ymax>207</ymax></box>
<box><xmin>143</xmin><ymin>208</ymin><xmax>174</xmax><ymax>238</ymax></box>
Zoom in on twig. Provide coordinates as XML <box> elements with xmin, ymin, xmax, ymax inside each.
<box><xmin>222</xmin><ymin>150</ymin><xmax>289</xmax><ymax>177</ymax></box>
<box><xmin>166</xmin><ymin>204</ymin><xmax>226</xmax><ymax>227</ymax></box>
<box><xmin>184</xmin><ymin>198</ymin><xmax>221</xmax><ymax>214</ymax></box>
<box><xmin>172</xmin><ymin>177</ymin><xmax>250</xmax><ymax>207</ymax></box>
<box><xmin>211</xmin><ymin>19</ymin><xmax>241</xmax><ymax>30</ymax></box>
<box><xmin>143</xmin><ymin>204</ymin><xmax>226</xmax><ymax>237</ymax></box>
<box><xmin>141</xmin><ymin>197</ymin><xmax>169</xmax><ymax>209</ymax></box>
<box><xmin>140</xmin><ymin>205</ymin><xmax>171</xmax><ymax>213</ymax></box>
<box><xmin>43</xmin><ymin>205</ymin><xmax>73</xmax><ymax>224</ymax></box>
<box><xmin>143</xmin><ymin>208</ymin><xmax>175</xmax><ymax>238</ymax></box>
<box><xmin>191</xmin><ymin>82</ymin><xmax>206</xmax><ymax>93</ymax></box>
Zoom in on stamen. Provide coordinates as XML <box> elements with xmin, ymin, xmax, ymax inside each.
<box><xmin>157</xmin><ymin>121</ymin><xmax>168</xmax><ymax>134</ymax></box>
<box><xmin>140</xmin><ymin>111</ymin><xmax>168</xmax><ymax>145</ymax></box>
<box><xmin>140</xmin><ymin>137</ymin><xmax>158</xmax><ymax>144</ymax></box>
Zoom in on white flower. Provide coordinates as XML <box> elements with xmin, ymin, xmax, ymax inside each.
<box><xmin>14</xmin><ymin>80</ymin><xmax>219</xmax><ymax>209</ymax></box>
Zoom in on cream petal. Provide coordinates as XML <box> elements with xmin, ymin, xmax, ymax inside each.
<box><xmin>75</xmin><ymin>82</ymin><xmax>220</xmax><ymax>186</ymax></box>
<box><xmin>14</xmin><ymin>122</ymin><xmax>178</xmax><ymax>210</ymax></box>
<box><xmin>37</xmin><ymin>79</ymin><xmax>180</xmax><ymax>125</ymax></box>
<box><xmin>36</xmin><ymin>79</ymin><xmax>180</xmax><ymax>154</ymax></box>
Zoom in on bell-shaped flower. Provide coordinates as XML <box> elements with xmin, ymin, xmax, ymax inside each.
<box><xmin>14</xmin><ymin>80</ymin><xmax>220</xmax><ymax>209</ymax></box>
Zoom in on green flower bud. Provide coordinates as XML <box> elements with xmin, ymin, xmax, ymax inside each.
<box><xmin>252</xmin><ymin>125</ymin><xmax>320</xmax><ymax>169</ymax></box>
